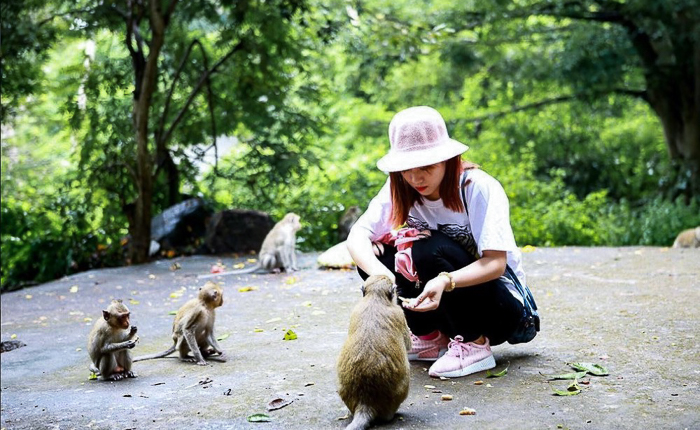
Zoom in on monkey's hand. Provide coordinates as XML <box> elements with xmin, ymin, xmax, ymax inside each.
<box><xmin>130</xmin><ymin>326</ymin><xmax>138</xmax><ymax>336</ymax></box>
<box><xmin>125</xmin><ymin>339</ymin><xmax>138</xmax><ymax>349</ymax></box>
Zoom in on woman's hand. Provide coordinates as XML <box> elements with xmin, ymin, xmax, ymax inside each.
<box><xmin>403</xmin><ymin>275</ymin><xmax>450</xmax><ymax>312</ymax></box>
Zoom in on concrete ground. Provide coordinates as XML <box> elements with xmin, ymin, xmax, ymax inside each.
<box><xmin>1</xmin><ymin>247</ymin><xmax>698</xmax><ymax>430</ymax></box>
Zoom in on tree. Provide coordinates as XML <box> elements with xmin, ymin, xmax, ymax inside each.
<box><xmin>34</xmin><ymin>0</ymin><xmax>318</xmax><ymax>264</ymax></box>
<box><xmin>340</xmin><ymin>0</ymin><xmax>700</xmax><ymax>196</ymax></box>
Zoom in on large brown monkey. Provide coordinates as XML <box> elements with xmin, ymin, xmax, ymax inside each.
<box><xmin>87</xmin><ymin>300</ymin><xmax>139</xmax><ymax>381</ymax></box>
<box><xmin>200</xmin><ymin>212</ymin><xmax>301</xmax><ymax>278</ymax></box>
<box><xmin>337</xmin><ymin>275</ymin><xmax>411</xmax><ymax>430</ymax></box>
<box><xmin>134</xmin><ymin>282</ymin><xmax>225</xmax><ymax>365</ymax></box>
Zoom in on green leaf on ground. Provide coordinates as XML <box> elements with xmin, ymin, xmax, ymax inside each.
<box><xmin>247</xmin><ymin>413</ymin><xmax>272</xmax><ymax>422</ymax></box>
<box><xmin>544</xmin><ymin>371</ymin><xmax>588</xmax><ymax>380</ymax></box>
<box><xmin>568</xmin><ymin>362</ymin><xmax>609</xmax><ymax>376</ymax></box>
<box><xmin>486</xmin><ymin>365</ymin><xmax>508</xmax><ymax>378</ymax></box>
<box><xmin>283</xmin><ymin>329</ymin><xmax>297</xmax><ymax>341</ymax></box>
<box><xmin>168</xmin><ymin>311</ymin><xmax>177</xmax><ymax>315</ymax></box>
<box><xmin>88</xmin><ymin>372</ymin><xmax>98</xmax><ymax>380</ymax></box>
<box><xmin>552</xmin><ymin>380</ymin><xmax>582</xmax><ymax>396</ymax></box>
<box><xmin>217</xmin><ymin>333</ymin><xmax>230</xmax><ymax>341</ymax></box>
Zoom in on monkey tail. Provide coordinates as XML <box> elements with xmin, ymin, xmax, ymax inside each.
<box><xmin>198</xmin><ymin>263</ymin><xmax>261</xmax><ymax>279</ymax></box>
<box><xmin>346</xmin><ymin>405</ymin><xmax>373</xmax><ymax>430</ymax></box>
<box><xmin>133</xmin><ymin>345</ymin><xmax>176</xmax><ymax>362</ymax></box>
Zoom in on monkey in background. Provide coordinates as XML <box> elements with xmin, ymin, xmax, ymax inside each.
<box><xmin>199</xmin><ymin>212</ymin><xmax>302</xmax><ymax>278</ymax></box>
<box><xmin>134</xmin><ymin>282</ymin><xmax>225</xmax><ymax>365</ymax></box>
<box><xmin>338</xmin><ymin>206</ymin><xmax>363</xmax><ymax>242</ymax></box>
<box><xmin>672</xmin><ymin>226</ymin><xmax>700</xmax><ymax>248</ymax></box>
<box><xmin>337</xmin><ymin>275</ymin><xmax>411</xmax><ymax>430</ymax></box>
<box><xmin>88</xmin><ymin>300</ymin><xmax>139</xmax><ymax>381</ymax></box>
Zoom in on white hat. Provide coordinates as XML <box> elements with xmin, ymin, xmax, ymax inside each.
<box><xmin>377</xmin><ymin>106</ymin><xmax>469</xmax><ymax>173</ymax></box>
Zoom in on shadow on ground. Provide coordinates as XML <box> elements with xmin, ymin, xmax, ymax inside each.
<box><xmin>1</xmin><ymin>247</ymin><xmax>698</xmax><ymax>429</ymax></box>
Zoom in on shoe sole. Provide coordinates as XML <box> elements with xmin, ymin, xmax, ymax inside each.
<box><xmin>429</xmin><ymin>354</ymin><xmax>496</xmax><ymax>378</ymax></box>
<box><xmin>408</xmin><ymin>348</ymin><xmax>448</xmax><ymax>362</ymax></box>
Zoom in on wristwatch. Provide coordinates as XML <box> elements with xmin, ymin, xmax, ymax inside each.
<box><xmin>438</xmin><ymin>272</ymin><xmax>456</xmax><ymax>292</ymax></box>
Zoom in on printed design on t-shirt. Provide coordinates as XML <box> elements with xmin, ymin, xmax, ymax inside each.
<box><xmin>407</xmin><ymin>216</ymin><xmax>479</xmax><ymax>258</ymax></box>
<box><xmin>437</xmin><ymin>223</ymin><xmax>479</xmax><ymax>258</ymax></box>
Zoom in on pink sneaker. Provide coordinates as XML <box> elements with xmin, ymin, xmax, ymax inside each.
<box><xmin>407</xmin><ymin>331</ymin><xmax>449</xmax><ymax>361</ymax></box>
<box><xmin>428</xmin><ymin>335</ymin><xmax>496</xmax><ymax>378</ymax></box>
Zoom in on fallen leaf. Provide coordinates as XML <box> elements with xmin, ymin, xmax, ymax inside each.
<box><xmin>284</xmin><ymin>276</ymin><xmax>298</xmax><ymax>285</ymax></box>
<box><xmin>69</xmin><ymin>285</ymin><xmax>79</xmax><ymax>293</ymax></box>
<box><xmin>84</xmin><ymin>317</ymin><xmax>93</xmax><ymax>322</ymax></box>
<box><xmin>246</xmin><ymin>413</ymin><xmax>272</xmax><ymax>423</ymax></box>
<box><xmin>129</xmin><ymin>299</ymin><xmax>140</xmax><ymax>305</ymax></box>
<box><xmin>521</xmin><ymin>245</ymin><xmax>536</xmax><ymax>253</ymax></box>
<box><xmin>216</xmin><ymin>333</ymin><xmax>230</xmax><ymax>341</ymax></box>
<box><xmin>300</xmin><ymin>301</ymin><xmax>313</xmax><ymax>307</ymax></box>
<box><xmin>441</xmin><ymin>395</ymin><xmax>453</xmax><ymax>401</ymax></box>
<box><xmin>337</xmin><ymin>414</ymin><xmax>350</xmax><ymax>421</ymax></box>
<box><xmin>266</xmin><ymin>317</ymin><xmax>282</xmax><ymax>323</ymax></box>
<box><xmin>168</xmin><ymin>311</ymin><xmax>177</xmax><ymax>315</ymax></box>
<box><xmin>233</xmin><ymin>263</ymin><xmax>245</xmax><ymax>269</ymax></box>
<box><xmin>148</xmin><ymin>274</ymin><xmax>156</xmax><ymax>279</ymax></box>
<box><xmin>76</xmin><ymin>347</ymin><xmax>82</xmax><ymax>352</ymax></box>
<box><xmin>170</xmin><ymin>262</ymin><xmax>181</xmax><ymax>271</ymax></box>
<box><xmin>459</xmin><ymin>408</ymin><xmax>476</xmax><ymax>415</ymax></box>
<box><xmin>239</xmin><ymin>286</ymin><xmax>258</xmax><ymax>293</ymax></box>
<box><xmin>486</xmin><ymin>365</ymin><xmax>508</xmax><ymax>378</ymax></box>
<box><xmin>25</xmin><ymin>295</ymin><xmax>32</xmax><ymax>300</ymax></box>
<box><xmin>474</xmin><ymin>380</ymin><xmax>484</xmax><ymax>385</ymax></box>
<box><xmin>254</xmin><ymin>328</ymin><xmax>264</xmax><ymax>333</ymax></box>
<box><xmin>552</xmin><ymin>380</ymin><xmax>582</xmax><ymax>396</ymax></box>
<box><xmin>88</xmin><ymin>373</ymin><xmax>98</xmax><ymax>380</ymax></box>
<box><xmin>123</xmin><ymin>394</ymin><xmax>132</xmax><ymax>397</ymax></box>
<box><xmin>568</xmin><ymin>362</ymin><xmax>609</xmax><ymax>376</ymax></box>
<box><xmin>544</xmin><ymin>371</ymin><xmax>587</xmax><ymax>380</ymax></box>
<box><xmin>304</xmin><ymin>382</ymin><xmax>315</xmax><ymax>387</ymax></box>
<box><xmin>10</xmin><ymin>334</ymin><xmax>17</xmax><ymax>339</ymax></box>
<box><xmin>424</xmin><ymin>385</ymin><xmax>436</xmax><ymax>389</ymax></box>
<box><xmin>266</xmin><ymin>397</ymin><xmax>294</xmax><ymax>411</ymax></box>
<box><xmin>283</xmin><ymin>329</ymin><xmax>298</xmax><ymax>341</ymax></box>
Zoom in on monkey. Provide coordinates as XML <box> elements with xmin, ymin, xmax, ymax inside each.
<box><xmin>87</xmin><ymin>300</ymin><xmax>139</xmax><ymax>381</ymax></box>
<box><xmin>199</xmin><ymin>212</ymin><xmax>302</xmax><ymax>279</ymax></box>
<box><xmin>672</xmin><ymin>226</ymin><xmax>700</xmax><ymax>248</ymax></box>
<box><xmin>338</xmin><ymin>206</ymin><xmax>363</xmax><ymax>242</ymax></box>
<box><xmin>337</xmin><ymin>275</ymin><xmax>412</xmax><ymax>430</ymax></box>
<box><xmin>134</xmin><ymin>282</ymin><xmax>225</xmax><ymax>365</ymax></box>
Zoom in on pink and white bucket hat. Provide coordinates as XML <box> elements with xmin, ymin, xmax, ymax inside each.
<box><xmin>377</xmin><ymin>106</ymin><xmax>469</xmax><ymax>172</ymax></box>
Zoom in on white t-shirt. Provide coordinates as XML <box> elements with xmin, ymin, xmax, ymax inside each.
<box><xmin>353</xmin><ymin>169</ymin><xmax>526</xmax><ymax>303</ymax></box>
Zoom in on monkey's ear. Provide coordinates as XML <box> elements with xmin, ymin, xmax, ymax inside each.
<box><xmin>102</xmin><ymin>310</ymin><xmax>110</xmax><ymax>321</ymax></box>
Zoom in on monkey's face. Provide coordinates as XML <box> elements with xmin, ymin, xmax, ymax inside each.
<box><xmin>115</xmin><ymin>312</ymin><xmax>131</xmax><ymax>329</ymax></box>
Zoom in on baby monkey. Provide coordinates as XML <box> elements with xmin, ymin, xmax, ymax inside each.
<box><xmin>200</xmin><ymin>212</ymin><xmax>302</xmax><ymax>278</ymax></box>
<box><xmin>134</xmin><ymin>282</ymin><xmax>225</xmax><ymax>365</ymax></box>
<box><xmin>87</xmin><ymin>299</ymin><xmax>139</xmax><ymax>381</ymax></box>
<box><xmin>337</xmin><ymin>275</ymin><xmax>412</xmax><ymax>430</ymax></box>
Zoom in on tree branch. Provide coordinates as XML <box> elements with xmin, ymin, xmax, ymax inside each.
<box><xmin>160</xmin><ymin>41</ymin><xmax>246</xmax><ymax>147</ymax></box>
<box><xmin>463</xmin><ymin>89</ymin><xmax>647</xmax><ymax>122</ymax></box>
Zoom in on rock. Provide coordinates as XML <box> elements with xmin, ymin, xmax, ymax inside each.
<box><xmin>203</xmin><ymin>209</ymin><xmax>275</xmax><ymax>254</ymax></box>
<box><xmin>317</xmin><ymin>241</ymin><xmax>355</xmax><ymax>269</ymax></box>
<box><xmin>150</xmin><ymin>198</ymin><xmax>213</xmax><ymax>254</ymax></box>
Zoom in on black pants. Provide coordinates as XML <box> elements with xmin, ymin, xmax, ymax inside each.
<box><xmin>358</xmin><ymin>230</ymin><xmax>523</xmax><ymax>346</ymax></box>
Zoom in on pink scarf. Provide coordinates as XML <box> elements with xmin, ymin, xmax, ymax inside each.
<box><xmin>376</xmin><ymin>228</ymin><xmax>431</xmax><ymax>282</ymax></box>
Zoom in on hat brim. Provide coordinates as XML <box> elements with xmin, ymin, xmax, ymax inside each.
<box><xmin>376</xmin><ymin>138</ymin><xmax>469</xmax><ymax>173</ymax></box>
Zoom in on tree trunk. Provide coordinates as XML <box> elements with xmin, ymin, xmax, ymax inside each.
<box><xmin>126</xmin><ymin>2</ymin><xmax>171</xmax><ymax>264</ymax></box>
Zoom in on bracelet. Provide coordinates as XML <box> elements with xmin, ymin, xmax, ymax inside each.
<box><xmin>438</xmin><ymin>272</ymin><xmax>456</xmax><ymax>292</ymax></box>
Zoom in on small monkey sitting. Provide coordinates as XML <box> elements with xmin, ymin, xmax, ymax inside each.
<box><xmin>199</xmin><ymin>212</ymin><xmax>302</xmax><ymax>278</ymax></box>
<box><xmin>337</xmin><ymin>275</ymin><xmax>411</xmax><ymax>430</ymax></box>
<box><xmin>672</xmin><ymin>226</ymin><xmax>700</xmax><ymax>248</ymax></box>
<box><xmin>134</xmin><ymin>282</ymin><xmax>225</xmax><ymax>365</ymax></box>
<box><xmin>87</xmin><ymin>299</ymin><xmax>139</xmax><ymax>381</ymax></box>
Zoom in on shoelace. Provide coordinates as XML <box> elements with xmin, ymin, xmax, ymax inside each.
<box><xmin>445</xmin><ymin>335</ymin><xmax>469</xmax><ymax>359</ymax></box>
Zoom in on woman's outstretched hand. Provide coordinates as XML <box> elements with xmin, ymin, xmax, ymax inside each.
<box><xmin>403</xmin><ymin>276</ymin><xmax>449</xmax><ymax>312</ymax></box>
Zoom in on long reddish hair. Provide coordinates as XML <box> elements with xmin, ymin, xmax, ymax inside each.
<box><xmin>389</xmin><ymin>155</ymin><xmax>464</xmax><ymax>228</ymax></box>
